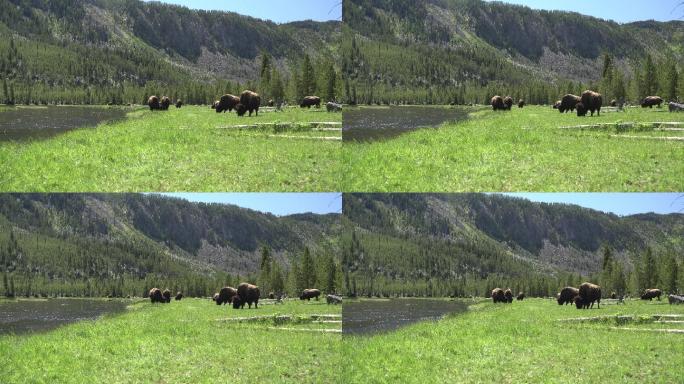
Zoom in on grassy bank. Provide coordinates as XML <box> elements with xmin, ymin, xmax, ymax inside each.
<box><xmin>342</xmin><ymin>106</ymin><xmax>684</xmax><ymax>191</ymax></box>
<box><xmin>0</xmin><ymin>106</ymin><xmax>341</xmax><ymax>191</ymax></box>
<box><xmin>0</xmin><ymin>298</ymin><xmax>341</xmax><ymax>383</ymax></box>
<box><xmin>340</xmin><ymin>298</ymin><xmax>684</xmax><ymax>383</ymax></box>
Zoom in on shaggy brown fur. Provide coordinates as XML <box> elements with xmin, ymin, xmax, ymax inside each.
<box><xmin>491</xmin><ymin>288</ymin><xmax>506</xmax><ymax>303</ymax></box>
<box><xmin>300</xmin><ymin>289</ymin><xmax>322</xmax><ymax>301</ymax></box>
<box><xmin>576</xmin><ymin>90</ymin><xmax>602</xmax><ymax>117</ymax></box>
<box><xmin>504</xmin><ymin>289</ymin><xmax>514</xmax><ymax>303</ymax></box>
<box><xmin>175</xmin><ymin>100</ymin><xmax>183</xmax><ymax>109</ymax></box>
<box><xmin>160</xmin><ymin>96</ymin><xmax>171</xmax><ymax>111</ymax></box>
<box><xmin>558</xmin><ymin>94</ymin><xmax>581</xmax><ymax>113</ymax></box>
<box><xmin>234</xmin><ymin>283</ymin><xmax>260</xmax><ymax>309</ymax></box>
<box><xmin>149</xmin><ymin>288</ymin><xmax>164</xmax><ymax>303</ymax></box>
<box><xmin>553</xmin><ymin>100</ymin><xmax>561</xmax><ymax>109</ymax></box>
<box><xmin>175</xmin><ymin>292</ymin><xmax>183</xmax><ymax>301</ymax></box>
<box><xmin>216</xmin><ymin>286</ymin><xmax>238</xmax><ymax>306</ymax></box>
<box><xmin>577</xmin><ymin>282</ymin><xmax>601</xmax><ymax>309</ymax></box>
<box><xmin>148</xmin><ymin>96</ymin><xmax>160</xmax><ymax>111</ymax></box>
<box><xmin>517</xmin><ymin>292</ymin><xmax>525</xmax><ymax>301</ymax></box>
<box><xmin>300</xmin><ymin>96</ymin><xmax>321</xmax><ymax>108</ymax></box>
<box><xmin>162</xmin><ymin>289</ymin><xmax>172</xmax><ymax>303</ymax></box>
<box><xmin>641</xmin><ymin>96</ymin><xmax>663</xmax><ymax>108</ymax></box>
<box><xmin>557</xmin><ymin>287</ymin><xmax>579</xmax><ymax>305</ymax></box>
<box><xmin>640</xmin><ymin>288</ymin><xmax>662</xmax><ymax>301</ymax></box>
<box><xmin>518</xmin><ymin>99</ymin><xmax>525</xmax><ymax>108</ymax></box>
<box><xmin>503</xmin><ymin>96</ymin><xmax>513</xmax><ymax>110</ymax></box>
<box><xmin>491</xmin><ymin>96</ymin><xmax>505</xmax><ymax>111</ymax></box>
<box><xmin>236</xmin><ymin>90</ymin><xmax>261</xmax><ymax>117</ymax></box>
<box><xmin>215</xmin><ymin>94</ymin><xmax>240</xmax><ymax>113</ymax></box>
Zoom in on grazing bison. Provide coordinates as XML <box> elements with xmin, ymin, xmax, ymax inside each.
<box><xmin>268</xmin><ymin>292</ymin><xmax>275</xmax><ymax>299</ymax></box>
<box><xmin>553</xmin><ymin>100</ymin><xmax>561</xmax><ymax>109</ymax></box>
<box><xmin>611</xmin><ymin>292</ymin><xmax>617</xmax><ymax>299</ymax></box>
<box><xmin>668</xmin><ymin>102</ymin><xmax>684</xmax><ymax>112</ymax></box>
<box><xmin>517</xmin><ymin>292</ymin><xmax>525</xmax><ymax>301</ymax></box>
<box><xmin>300</xmin><ymin>288</ymin><xmax>322</xmax><ymax>301</ymax></box>
<box><xmin>162</xmin><ymin>289</ymin><xmax>172</xmax><ymax>303</ymax></box>
<box><xmin>326</xmin><ymin>102</ymin><xmax>343</xmax><ymax>112</ymax></box>
<box><xmin>175</xmin><ymin>292</ymin><xmax>183</xmax><ymax>301</ymax></box>
<box><xmin>576</xmin><ymin>282</ymin><xmax>601</xmax><ymax>309</ymax></box>
<box><xmin>215</xmin><ymin>94</ymin><xmax>240</xmax><ymax>113</ymax></box>
<box><xmin>518</xmin><ymin>99</ymin><xmax>525</xmax><ymax>108</ymax></box>
<box><xmin>233</xmin><ymin>283</ymin><xmax>260</xmax><ymax>309</ymax></box>
<box><xmin>491</xmin><ymin>96</ymin><xmax>505</xmax><ymax>111</ymax></box>
<box><xmin>640</xmin><ymin>289</ymin><xmax>662</xmax><ymax>301</ymax></box>
<box><xmin>558</xmin><ymin>94</ymin><xmax>581</xmax><ymax>113</ymax></box>
<box><xmin>491</xmin><ymin>288</ymin><xmax>506</xmax><ymax>303</ymax></box>
<box><xmin>503</xmin><ymin>96</ymin><xmax>513</xmax><ymax>110</ymax></box>
<box><xmin>175</xmin><ymin>99</ymin><xmax>183</xmax><ymax>109</ymax></box>
<box><xmin>610</xmin><ymin>99</ymin><xmax>617</xmax><ymax>107</ymax></box>
<box><xmin>212</xmin><ymin>293</ymin><xmax>219</xmax><ymax>302</ymax></box>
<box><xmin>668</xmin><ymin>294</ymin><xmax>684</xmax><ymax>304</ymax></box>
<box><xmin>216</xmin><ymin>286</ymin><xmax>238</xmax><ymax>306</ymax></box>
<box><xmin>160</xmin><ymin>96</ymin><xmax>171</xmax><ymax>111</ymax></box>
<box><xmin>504</xmin><ymin>289</ymin><xmax>513</xmax><ymax>303</ymax></box>
<box><xmin>557</xmin><ymin>287</ymin><xmax>580</xmax><ymax>305</ymax></box>
<box><xmin>641</xmin><ymin>96</ymin><xmax>663</xmax><ymax>108</ymax></box>
<box><xmin>576</xmin><ymin>90</ymin><xmax>602</xmax><ymax>117</ymax></box>
<box><xmin>211</xmin><ymin>100</ymin><xmax>219</xmax><ymax>109</ymax></box>
<box><xmin>236</xmin><ymin>90</ymin><xmax>260</xmax><ymax>117</ymax></box>
<box><xmin>149</xmin><ymin>288</ymin><xmax>164</xmax><ymax>303</ymax></box>
<box><xmin>300</xmin><ymin>96</ymin><xmax>321</xmax><ymax>108</ymax></box>
<box><xmin>148</xmin><ymin>96</ymin><xmax>161</xmax><ymax>111</ymax></box>
<box><xmin>267</xmin><ymin>99</ymin><xmax>274</xmax><ymax>107</ymax></box>
<box><xmin>326</xmin><ymin>294</ymin><xmax>343</xmax><ymax>304</ymax></box>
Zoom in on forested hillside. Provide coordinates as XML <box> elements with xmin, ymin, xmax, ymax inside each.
<box><xmin>342</xmin><ymin>0</ymin><xmax>684</xmax><ymax>104</ymax></box>
<box><xmin>0</xmin><ymin>194</ymin><xmax>341</xmax><ymax>298</ymax></box>
<box><xmin>0</xmin><ymin>0</ymin><xmax>341</xmax><ymax>105</ymax></box>
<box><xmin>343</xmin><ymin>194</ymin><xmax>684</xmax><ymax>298</ymax></box>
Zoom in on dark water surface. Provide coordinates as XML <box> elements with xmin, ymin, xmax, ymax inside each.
<box><xmin>0</xmin><ymin>299</ymin><xmax>128</xmax><ymax>335</ymax></box>
<box><xmin>343</xmin><ymin>105</ymin><xmax>474</xmax><ymax>142</ymax></box>
<box><xmin>0</xmin><ymin>106</ymin><xmax>128</xmax><ymax>141</ymax></box>
<box><xmin>343</xmin><ymin>298</ymin><xmax>468</xmax><ymax>335</ymax></box>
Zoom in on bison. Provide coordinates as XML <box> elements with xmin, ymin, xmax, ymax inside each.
<box><xmin>517</xmin><ymin>292</ymin><xmax>525</xmax><ymax>301</ymax></box>
<box><xmin>300</xmin><ymin>96</ymin><xmax>321</xmax><ymax>109</ymax></box>
<box><xmin>503</xmin><ymin>96</ymin><xmax>513</xmax><ymax>110</ymax></box>
<box><xmin>557</xmin><ymin>287</ymin><xmax>579</xmax><ymax>305</ymax></box>
<box><xmin>267</xmin><ymin>99</ymin><xmax>275</xmax><ymax>107</ymax></box>
<box><xmin>518</xmin><ymin>99</ymin><xmax>525</xmax><ymax>108</ymax></box>
<box><xmin>175</xmin><ymin>292</ymin><xmax>183</xmax><ymax>301</ymax></box>
<box><xmin>610</xmin><ymin>99</ymin><xmax>617</xmax><ymax>107</ymax></box>
<box><xmin>641</xmin><ymin>96</ymin><xmax>663</xmax><ymax>108</ymax></box>
<box><xmin>215</xmin><ymin>286</ymin><xmax>238</xmax><ymax>306</ymax></box>
<box><xmin>175</xmin><ymin>99</ymin><xmax>183</xmax><ymax>109</ymax></box>
<box><xmin>668</xmin><ymin>294</ymin><xmax>684</xmax><ymax>304</ymax></box>
<box><xmin>491</xmin><ymin>96</ymin><xmax>505</xmax><ymax>111</ymax></box>
<box><xmin>610</xmin><ymin>292</ymin><xmax>617</xmax><ymax>299</ymax></box>
<box><xmin>212</xmin><ymin>292</ymin><xmax>219</xmax><ymax>302</ymax></box>
<box><xmin>160</xmin><ymin>96</ymin><xmax>171</xmax><ymax>111</ymax></box>
<box><xmin>326</xmin><ymin>294</ymin><xmax>343</xmax><ymax>304</ymax></box>
<box><xmin>558</xmin><ymin>94</ymin><xmax>581</xmax><ymax>113</ymax></box>
<box><xmin>236</xmin><ymin>90</ymin><xmax>260</xmax><ymax>117</ymax></box>
<box><xmin>215</xmin><ymin>94</ymin><xmax>240</xmax><ymax>113</ymax></box>
<box><xmin>504</xmin><ymin>289</ymin><xmax>513</xmax><ymax>303</ymax></box>
<box><xmin>211</xmin><ymin>100</ymin><xmax>219</xmax><ymax>109</ymax></box>
<box><xmin>576</xmin><ymin>282</ymin><xmax>601</xmax><ymax>309</ymax></box>
<box><xmin>148</xmin><ymin>96</ymin><xmax>160</xmax><ymax>111</ymax></box>
<box><xmin>668</xmin><ymin>102</ymin><xmax>684</xmax><ymax>112</ymax></box>
<box><xmin>576</xmin><ymin>90</ymin><xmax>602</xmax><ymax>117</ymax></box>
<box><xmin>149</xmin><ymin>288</ymin><xmax>164</xmax><ymax>303</ymax></box>
<box><xmin>233</xmin><ymin>283</ymin><xmax>260</xmax><ymax>309</ymax></box>
<box><xmin>491</xmin><ymin>288</ymin><xmax>506</xmax><ymax>303</ymax></box>
<box><xmin>640</xmin><ymin>289</ymin><xmax>662</xmax><ymax>301</ymax></box>
<box><xmin>162</xmin><ymin>289</ymin><xmax>172</xmax><ymax>303</ymax></box>
<box><xmin>553</xmin><ymin>100</ymin><xmax>561</xmax><ymax>109</ymax></box>
<box><xmin>300</xmin><ymin>288</ymin><xmax>321</xmax><ymax>301</ymax></box>
<box><xmin>326</xmin><ymin>102</ymin><xmax>342</xmax><ymax>112</ymax></box>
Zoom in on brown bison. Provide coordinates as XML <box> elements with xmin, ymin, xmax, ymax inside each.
<box><xmin>160</xmin><ymin>96</ymin><xmax>171</xmax><ymax>111</ymax></box>
<box><xmin>641</xmin><ymin>96</ymin><xmax>663</xmax><ymax>108</ymax></box>
<box><xmin>576</xmin><ymin>90</ymin><xmax>602</xmax><ymax>117</ymax></box>
<box><xmin>149</xmin><ymin>288</ymin><xmax>164</xmax><ymax>303</ymax></box>
<box><xmin>491</xmin><ymin>96</ymin><xmax>505</xmax><ymax>111</ymax></box>
<box><xmin>553</xmin><ymin>100</ymin><xmax>561</xmax><ymax>109</ymax></box>
<box><xmin>215</xmin><ymin>94</ymin><xmax>240</xmax><ymax>113</ymax></box>
<box><xmin>517</xmin><ymin>292</ymin><xmax>525</xmax><ymax>301</ymax></box>
<box><xmin>503</xmin><ymin>96</ymin><xmax>513</xmax><ymax>110</ymax></box>
<box><xmin>668</xmin><ymin>294</ymin><xmax>684</xmax><ymax>304</ymax></box>
<box><xmin>518</xmin><ymin>99</ymin><xmax>525</xmax><ymax>108</ymax></box>
<box><xmin>268</xmin><ymin>292</ymin><xmax>275</xmax><ymax>299</ymax></box>
<box><xmin>576</xmin><ymin>282</ymin><xmax>601</xmax><ymax>309</ymax></box>
<box><xmin>212</xmin><ymin>292</ymin><xmax>219</xmax><ymax>302</ymax></box>
<box><xmin>215</xmin><ymin>286</ymin><xmax>238</xmax><ymax>306</ymax></box>
<box><xmin>300</xmin><ymin>288</ymin><xmax>321</xmax><ymax>301</ymax></box>
<box><xmin>148</xmin><ymin>96</ymin><xmax>161</xmax><ymax>111</ymax></box>
<box><xmin>504</xmin><ymin>289</ymin><xmax>513</xmax><ymax>303</ymax></box>
<box><xmin>236</xmin><ymin>90</ymin><xmax>260</xmax><ymax>117</ymax></box>
<box><xmin>557</xmin><ymin>287</ymin><xmax>579</xmax><ymax>305</ymax></box>
<box><xmin>610</xmin><ymin>99</ymin><xmax>617</xmax><ymax>107</ymax></box>
<box><xmin>162</xmin><ymin>289</ymin><xmax>172</xmax><ymax>303</ymax></box>
<box><xmin>175</xmin><ymin>99</ymin><xmax>183</xmax><ymax>109</ymax></box>
<box><xmin>300</xmin><ymin>96</ymin><xmax>321</xmax><ymax>108</ymax></box>
<box><xmin>233</xmin><ymin>283</ymin><xmax>260</xmax><ymax>309</ymax></box>
<box><xmin>326</xmin><ymin>294</ymin><xmax>342</xmax><ymax>304</ymax></box>
<box><xmin>558</xmin><ymin>94</ymin><xmax>581</xmax><ymax>113</ymax></box>
<box><xmin>610</xmin><ymin>292</ymin><xmax>617</xmax><ymax>299</ymax></box>
<box><xmin>211</xmin><ymin>100</ymin><xmax>219</xmax><ymax>109</ymax></box>
<box><xmin>175</xmin><ymin>292</ymin><xmax>183</xmax><ymax>301</ymax></box>
<box><xmin>491</xmin><ymin>288</ymin><xmax>506</xmax><ymax>303</ymax></box>
<box><xmin>640</xmin><ymin>288</ymin><xmax>662</xmax><ymax>301</ymax></box>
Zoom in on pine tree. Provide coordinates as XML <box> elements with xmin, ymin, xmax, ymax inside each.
<box><xmin>300</xmin><ymin>247</ymin><xmax>316</xmax><ymax>290</ymax></box>
<box><xmin>665</xmin><ymin>59</ymin><xmax>679</xmax><ymax>102</ymax></box>
<box><xmin>640</xmin><ymin>248</ymin><xmax>658</xmax><ymax>291</ymax></box>
<box><xmin>325</xmin><ymin>254</ymin><xmax>337</xmax><ymax>294</ymax></box>
<box><xmin>270</xmin><ymin>260</ymin><xmax>285</xmax><ymax>294</ymax></box>
<box><xmin>643</xmin><ymin>55</ymin><xmax>657</xmax><ymax>98</ymax></box>
<box><xmin>664</xmin><ymin>254</ymin><xmax>679</xmax><ymax>294</ymax></box>
<box><xmin>325</xmin><ymin>63</ymin><xmax>337</xmax><ymax>102</ymax></box>
<box><xmin>270</xmin><ymin>68</ymin><xmax>285</xmax><ymax>104</ymax></box>
<box><xmin>258</xmin><ymin>246</ymin><xmax>272</xmax><ymax>293</ymax></box>
<box><xmin>300</xmin><ymin>55</ymin><xmax>316</xmax><ymax>98</ymax></box>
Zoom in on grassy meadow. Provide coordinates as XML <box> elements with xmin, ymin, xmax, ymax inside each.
<box><xmin>0</xmin><ymin>106</ymin><xmax>341</xmax><ymax>191</ymax></box>
<box><xmin>342</xmin><ymin>106</ymin><xmax>684</xmax><ymax>191</ymax></box>
<box><xmin>340</xmin><ymin>298</ymin><xmax>684</xmax><ymax>383</ymax></box>
<box><xmin>0</xmin><ymin>298</ymin><xmax>341</xmax><ymax>383</ymax></box>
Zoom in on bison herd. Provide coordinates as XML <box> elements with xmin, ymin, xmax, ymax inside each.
<box><xmin>149</xmin><ymin>288</ymin><xmax>182</xmax><ymax>304</ymax></box>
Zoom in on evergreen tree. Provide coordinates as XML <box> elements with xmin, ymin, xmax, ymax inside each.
<box><xmin>325</xmin><ymin>254</ymin><xmax>337</xmax><ymax>293</ymax></box>
<box><xmin>664</xmin><ymin>254</ymin><xmax>679</xmax><ymax>294</ymax></box>
<box><xmin>325</xmin><ymin>63</ymin><xmax>337</xmax><ymax>102</ymax></box>
<box><xmin>639</xmin><ymin>247</ymin><xmax>658</xmax><ymax>291</ymax></box>
<box><xmin>270</xmin><ymin>260</ymin><xmax>285</xmax><ymax>294</ymax></box>
<box><xmin>258</xmin><ymin>246</ymin><xmax>272</xmax><ymax>293</ymax></box>
<box><xmin>665</xmin><ymin>59</ymin><xmax>679</xmax><ymax>102</ymax></box>
<box><xmin>300</xmin><ymin>55</ymin><xmax>316</xmax><ymax>98</ymax></box>
<box><xmin>300</xmin><ymin>247</ymin><xmax>316</xmax><ymax>290</ymax></box>
<box><xmin>270</xmin><ymin>68</ymin><xmax>285</xmax><ymax>104</ymax></box>
<box><xmin>642</xmin><ymin>55</ymin><xmax>657</xmax><ymax>97</ymax></box>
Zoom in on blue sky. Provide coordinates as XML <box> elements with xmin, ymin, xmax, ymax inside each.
<box><xmin>156</xmin><ymin>193</ymin><xmax>341</xmax><ymax>216</ymax></box>
<box><xmin>486</xmin><ymin>0</ymin><xmax>683</xmax><ymax>23</ymax></box>
<box><xmin>501</xmin><ymin>193</ymin><xmax>684</xmax><ymax>216</ymax></box>
<box><xmin>142</xmin><ymin>0</ymin><xmax>341</xmax><ymax>23</ymax></box>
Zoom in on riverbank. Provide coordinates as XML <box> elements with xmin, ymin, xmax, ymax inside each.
<box><xmin>0</xmin><ymin>298</ymin><xmax>341</xmax><ymax>383</ymax></box>
<box><xmin>0</xmin><ymin>106</ymin><xmax>341</xmax><ymax>191</ymax></box>
<box><xmin>342</xmin><ymin>105</ymin><xmax>684</xmax><ymax>191</ymax></box>
<box><xmin>340</xmin><ymin>298</ymin><xmax>684</xmax><ymax>383</ymax></box>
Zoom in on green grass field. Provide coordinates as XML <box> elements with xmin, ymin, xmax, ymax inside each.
<box><xmin>0</xmin><ymin>106</ymin><xmax>341</xmax><ymax>191</ymax></box>
<box><xmin>0</xmin><ymin>298</ymin><xmax>341</xmax><ymax>383</ymax></box>
<box><xmin>340</xmin><ymin>298</ymin><xmax>684</xmax><ymax>383</ymax></box>
<box><xmin>342</xmin><ymin>106</ymin><xmax>684</xmax><ymax>191</ymax></box>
